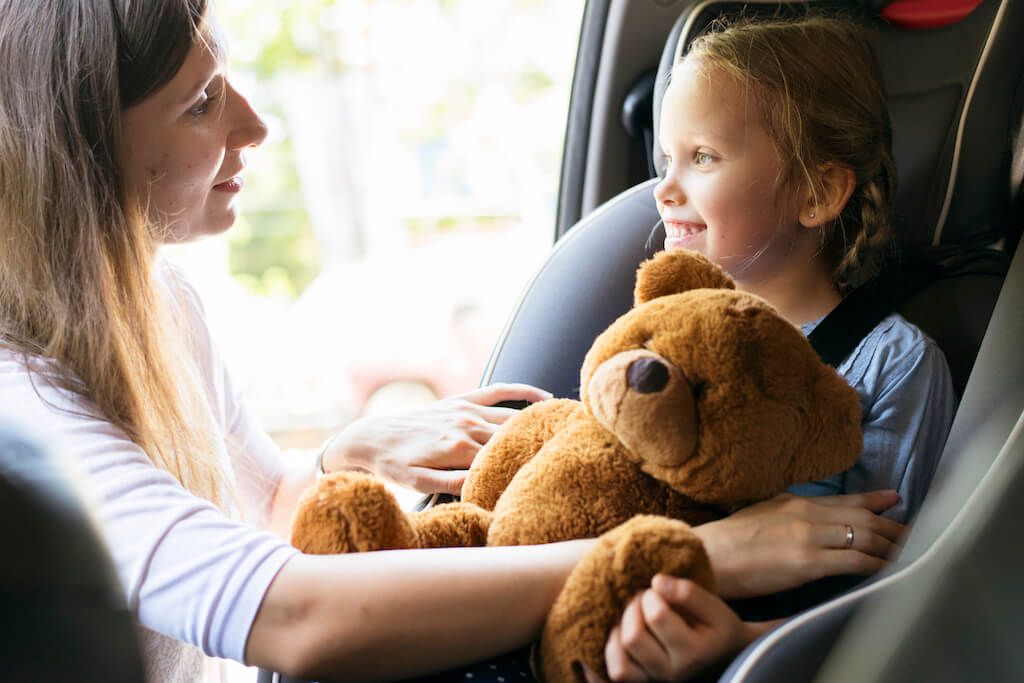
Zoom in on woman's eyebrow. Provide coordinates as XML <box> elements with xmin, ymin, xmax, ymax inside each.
<box><xmin>179</xmin><ymin>68</ymin><xmax>217</xmax><ymax>105</ymax></box>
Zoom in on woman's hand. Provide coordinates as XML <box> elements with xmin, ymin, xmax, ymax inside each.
<box><xmin>584</xmin><ymin>575</ymin><xmax>768</xmax><ymax>683</ymax></box>
<box><xmin>323</xmin><ymin>383</ymin><xmax>552</xmax><ymax>495</ymax></box>
<box><xmin>694</xmin><ymin>491</ymin><xmax>907</xmax><ymax>600</ymax></box>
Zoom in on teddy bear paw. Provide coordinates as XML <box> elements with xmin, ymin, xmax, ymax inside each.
<box><xmin>290</xmin><ymin>471</ymin><xmax>419</xmax><ymax>554</ymax></box>
<box><xmin>538</xmin><ymin>515</ymin><xmax>715</xmax><ymax>682</ymax></box>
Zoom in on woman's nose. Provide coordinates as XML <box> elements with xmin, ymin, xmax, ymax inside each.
<box><xmin>227</xmin><ymin>85</ymin><xmax>269</xmax><ymax>150</ymax></box>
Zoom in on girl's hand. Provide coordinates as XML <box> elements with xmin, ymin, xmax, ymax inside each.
<box><xmin>324</xmin><ymin>383</ymin><xmax>552</xmax><ymax>495</ymax></box>
<box><xmin>694</xmin><ymin>491</ymin><xmax>907</xmax><ymax>600</ymax></box>
<box><xmin>584</xmin><ymin>575</ymin><xmax>764</xmax><ymax>683</ymax></box>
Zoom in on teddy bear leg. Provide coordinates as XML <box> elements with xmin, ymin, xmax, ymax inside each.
<box><xmin>462</xmin><ymin>398</ymin><xmax>584</xmax><ymax>510</ymax></box>
<box><xmin>290</xmin><ymin>472</ymin><xmax>420</xmax><ymax>554</ymax></box>
<box><xmin>536</xmin><ymin>515</ymin><xmax>714</xmax><ymax>683</ymax></box>
<box><xmin>409</xmin><ymin>501</ymin><xmax>494</xmax><ymax>547</ymax></box>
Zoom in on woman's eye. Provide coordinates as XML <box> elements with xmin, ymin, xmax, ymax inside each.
<box><xmin>189</xmin><ymin>91</ymin><xmax>211</xmax><ymax>117</ymax></box>
<box><xmin>188</xmin><ymin>82</ymin><xmax>223</xmax><ymax>117</ymax></box>
<box><xmin>694</xmin><ymin>151</ymin><xmax>714</xmax><ymax>166</ymax></box>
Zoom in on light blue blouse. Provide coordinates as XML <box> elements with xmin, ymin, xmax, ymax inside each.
<box><xmin>788</xmin><ymin>313</ymin><xmax>956</xmax><ymax>525</ymax></box>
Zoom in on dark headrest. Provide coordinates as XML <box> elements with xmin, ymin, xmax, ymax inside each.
<box><xmin>653</xmin><ymin>0</ymin><xmax>1021</xmax><ymax>253</ymax></box>
<box><xmin>0</xmin><ymin>424</ymin><xmax>144</xmax><ymax>682</ymax></box>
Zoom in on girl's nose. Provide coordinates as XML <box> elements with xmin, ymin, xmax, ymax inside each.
<box><xmin>227</xmin><ymin>85</ymin><xmax>269</xmax><ymax>151</ymax></box>
<box><xmin>654</xmin><ymin>174</ymin><xmax>683</xmax><ymax>206</ymax></box>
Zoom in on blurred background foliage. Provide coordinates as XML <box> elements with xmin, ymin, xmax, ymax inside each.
<box><xmin>218</xmin><ymin>0</ymin><xmax>578</xmax><ymax>299</ymax></box>
<box><xmin>174</xmin><ymin>0</ymin><xmax>585</xmax><ymax>451</ymax></box>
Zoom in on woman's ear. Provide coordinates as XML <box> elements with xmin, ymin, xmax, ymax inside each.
<box><xmin>799</xmin><ymin>163</ymin><xmax>856</xmax><ymax>228</ymax></box>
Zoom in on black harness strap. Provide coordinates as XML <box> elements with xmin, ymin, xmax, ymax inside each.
<box><xmin>807</xmin><ymin>267</ymin><xmax>912</xmax><ymax>368</ymax></box>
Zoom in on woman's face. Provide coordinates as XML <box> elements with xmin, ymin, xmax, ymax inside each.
<box><xmin>120</xmin><ymin>19</ymin><xmax>267</xmax><ymax>244</ymax></box>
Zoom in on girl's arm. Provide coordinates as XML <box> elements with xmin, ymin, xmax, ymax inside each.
<box><xmin>245</xmin><ymin>539</ymin><xmax>594</xmax><ymax>680</ymax></box>
<box><xmin>589</xmin><ymin>576</ymin><xmax>779</xmax><ymax>683</ymax></box>
<box><xmin>593</xmin><ymin>490</ymin><xmax>905</xmax><ymax>681</ymax></box>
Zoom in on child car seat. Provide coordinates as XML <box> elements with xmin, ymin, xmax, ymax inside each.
<box><xmin>719</xmin><ymin>225</ymin><xmax>1024</xmax><ymax>682</ymax></box>
<box><xmin>474</xmin><ymin>0</ymin><xmax>1024</xmax><ymax>679</ymax></box>
<box><xmin>483</xmin><ymin>0</ymin><xmax>1021</xmax><ymax>401</ymax></box>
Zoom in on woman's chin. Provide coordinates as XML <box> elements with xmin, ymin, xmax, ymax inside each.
<box><xmin>156</xmin><ymin>214</ymin><xmax>237</xmax><ymax>246</ymax></box>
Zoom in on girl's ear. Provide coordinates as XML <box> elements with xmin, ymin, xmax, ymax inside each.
<box><xmin>799</xmin><ymin>163</ymin><xmax>856</xmax><ymax>228</ymax></box>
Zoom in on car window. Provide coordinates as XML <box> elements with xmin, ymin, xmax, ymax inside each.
<box><xmin>164</xmin><ymin>0</ymin><xmax>585</xmax><ymax>457</ymax></box>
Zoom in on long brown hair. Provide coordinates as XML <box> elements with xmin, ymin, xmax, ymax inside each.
<box><xmin>0</xmin><ymin>0</ymin><xmax>228</xmax><ymax>504</ymax></box>
<box><xmin>686</xmin><ymin>15</ymin><xmax>897</xmax><ymax>292</ymax></box>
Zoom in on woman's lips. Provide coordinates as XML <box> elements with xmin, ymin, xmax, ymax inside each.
<box><xmin>213</xmin><ymin>176</ymin><xmax>244</xmax><ymax>193</ymax></box>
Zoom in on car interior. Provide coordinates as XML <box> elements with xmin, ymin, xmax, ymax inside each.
<box><xmin>475</xmin><ymin>0</ymin><xmax>1024</xmax><ymax>681</ymax></box>
<box><xmin>5</xmin><ymin>0</ymin><xmax>1022</xmax><ymax>681</ymax></box>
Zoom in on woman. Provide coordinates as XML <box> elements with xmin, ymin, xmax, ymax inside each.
<box><xmin>0</xmin><ymin>1</ymin><xmax>904</xmax><ymax>680</ymax></box>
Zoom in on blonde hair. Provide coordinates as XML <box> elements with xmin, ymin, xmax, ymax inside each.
<box><xmin>0</xmin><ymin>0</ymin><xmax>228</xmax><ymax>505</ymax></box>
<box><xmin>685</xmin><ymin>15</ymin><xmax>896</xmax><ymax>291</ymax></box>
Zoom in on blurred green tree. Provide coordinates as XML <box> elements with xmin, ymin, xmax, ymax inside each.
<box><xmin>219</xmin><ymin>0</ymin><xmax>339</xmax><ymax>298</ymax></box>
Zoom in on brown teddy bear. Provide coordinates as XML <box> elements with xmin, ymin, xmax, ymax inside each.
<box><xmin>290</xmin><ymin>249</ymin><xmax>862</xmax><ymax>681</ymax></box>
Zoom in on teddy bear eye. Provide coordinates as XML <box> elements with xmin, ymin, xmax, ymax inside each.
<box><xmin>692</xmin><ymin>381</ymin><xmax>708</xmax><ymax>401</ymax></box>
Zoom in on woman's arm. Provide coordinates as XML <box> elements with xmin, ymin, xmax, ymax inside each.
<box><xmin>323</xmin><ymin>383</ymin><xmax>553</xmax><ymax>494</ymax></box>
<box><xmin>245</xmin><ymin>539</ymin><xmax>594</xmax><ymax>680</ymax></box>
<box><xmin>694</xmin><ymin>490</ymin><xmax>906</xmax><ymax>599</ymax></box>
<box><xmin>268</xmin><ymin>383</ymin><xmax>553</xmax><ymax>536</ymax></box>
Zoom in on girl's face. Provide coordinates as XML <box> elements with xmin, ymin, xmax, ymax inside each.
<box><xmin>654</xmin><ymin>58</ymin><xmax>804</xmax><ymax>284</ymax></box>
<box><xmin>120</xmin><ymin>19</ymin><xmax>267</xmax><ymax>244</ymax></box>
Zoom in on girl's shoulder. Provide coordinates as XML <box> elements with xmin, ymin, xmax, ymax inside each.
<box><xmin>841</xmin><ymin>313</ymin><xmax>950</xmax><ymax>400</ymax></box>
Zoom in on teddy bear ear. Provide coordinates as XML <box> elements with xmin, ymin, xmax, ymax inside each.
<box><xmin>633</xmin><ymin>250</ymin><xmax>735</xmax><ymax>305</ymax></box>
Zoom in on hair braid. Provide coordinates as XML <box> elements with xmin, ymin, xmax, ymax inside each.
<box><xmin>835</xmin><ymin>176</ymin><xmax>893</xmax><ymax>289</ymax></box>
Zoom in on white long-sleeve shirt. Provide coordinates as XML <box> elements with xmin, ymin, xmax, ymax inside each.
<box><xmin>0</xmin><ymin>261</ymin><xmax>299</xmax><ymax>677</ymax></box>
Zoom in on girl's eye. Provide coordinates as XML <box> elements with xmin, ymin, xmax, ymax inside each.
<box><xmin>694</xmin><ymin>151</ymin><xmax>714</xmax><ymax>166</ymax></box>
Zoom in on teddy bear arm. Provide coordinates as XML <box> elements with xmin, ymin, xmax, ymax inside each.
<box><xmin>537</xmin><ymin>515</ymin><xmax>714</xmax><ymax>683</ymax></box>
<box><xmin>290</xmin><ymin>472</ymin><xmax>419</xmax><ymax>554</ymax></box>
<box><xmin>462</xmin><ymin>398</ymin><xmax>584</xmax><ymax>510</ymax></box>
<box><xmin>409</xmin><ymin>501</ymin><xmax>493</xmax><ymax>547</ymax></box>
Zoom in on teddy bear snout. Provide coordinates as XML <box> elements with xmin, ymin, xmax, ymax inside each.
<box><xmin>627</xmin><ymin>357</ymin><xmax>670</xmax><ymax>394</ymax></box>
<box><xmin>585</xmin><ymin>349</ymin><xmax>698</xmax><ymax>471</ymax></box>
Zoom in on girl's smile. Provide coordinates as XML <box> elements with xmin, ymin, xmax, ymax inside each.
<box><xmin>663</xmin><ymin>220</ymin><xmax>708</xmax><ymax>249</ymax></box>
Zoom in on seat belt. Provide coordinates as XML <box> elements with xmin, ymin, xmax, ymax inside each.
<box><xmin>806</xmin><ymin>266</ymin><xmax>913</xmax><ymax>368</ymax></box>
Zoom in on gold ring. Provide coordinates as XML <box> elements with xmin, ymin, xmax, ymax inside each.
<box><xmin>844</xmin><ymin>524</ymin><xmax>855</xmax><ymax>548</ymax></box>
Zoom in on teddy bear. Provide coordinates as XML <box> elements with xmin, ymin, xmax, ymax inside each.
<box><xmin>290</xmin><ymin>249</ymin><xmax>862</xmax><ymax>682</ymax></box>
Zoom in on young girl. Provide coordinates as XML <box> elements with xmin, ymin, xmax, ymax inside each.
<box><xmin>594</xmin><ymin>15</ymin><xmax>956</xmax><ymax>682</ymax></box>
<box><xmin>0</xmin><ymin>2</ymin><xmax>916</xmax><ymax>681</ymax></box>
